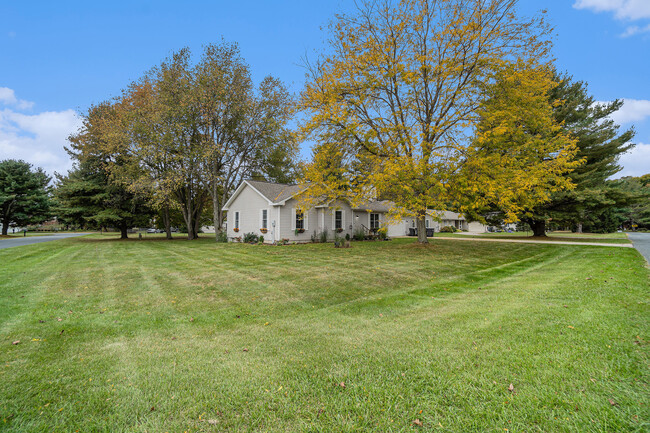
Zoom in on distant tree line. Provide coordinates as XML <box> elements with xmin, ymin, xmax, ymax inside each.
<box><xmin>54</xmin><ymin>41</ymin><xmax>298</xmax><ymax>239</ymax></box>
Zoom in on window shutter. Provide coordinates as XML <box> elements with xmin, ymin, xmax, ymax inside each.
<box><xmin>291</xmin><ymin>208</ymin><xmax>296</xmax><ymax>230</ymax></box>
<box><xmin>331</xmin><ymin>210</ymin><xmax>335</xmax><ymax>230</ymax></box>
<box><xmin>341</xmin><ymin>210</ymin><xmax>345</xmax><ymax>230</ymax></box>
<box><xmin>304</xmin><ymin>211</ymin><xmax>309</xmax><ymax>231</ymax></box>
<box><xmin>259</xmin><ymin>209</ymin><xmax>263</xmax><ymax>229</ymax></box>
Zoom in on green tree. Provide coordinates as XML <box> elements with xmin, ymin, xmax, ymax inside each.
<box><xmin>56</xmin><ymin>103</ymin><xmax>153</xmax><ymax>239</ymax></box>
<box><xmin>519</xmin><ymin>73</ymin><xmax>634</xmax><ymax>236</ymax></box>
<box><xmin>0</xmin><ymin>159</ymin><xmax>51</xmax><ymax>235</ymax></box>
<box><xmin>610</xmin><ymin>174</ymin><xmax>650</xmax><ymax>230</ymax></box>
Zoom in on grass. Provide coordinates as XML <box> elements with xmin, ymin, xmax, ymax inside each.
<box><xmin>435</xmin><ymin>231</ymin><xmax>632</xmax><ymax>244</ymax></box>
<box><xmin>0</xmin><ymin>235</ymin><xmax>648</xmax><ymax>432</ymax></box>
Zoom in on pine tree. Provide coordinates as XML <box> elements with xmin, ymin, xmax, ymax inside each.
<box><xmin>519</xmin><ymin>72</ymin><xmax>635</xmax><ymax>236</ymax></box>
<box><xmin>0</xmin><ymin>159</ymin><xmax>51</xmax><ymax>235</ymax></box>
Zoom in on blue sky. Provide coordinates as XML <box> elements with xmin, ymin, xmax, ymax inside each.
<box><xmin>1</xmin><ymin>0</ymin><xmax>648</xmax><ymax>178</ymax></box>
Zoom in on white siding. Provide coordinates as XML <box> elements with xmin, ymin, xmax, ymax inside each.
<box><xmin>226</xmin><ymin>184</ymin><xmax>273</xmax><ymax>243</ymax></box>
<box><xmin>467</xmin><ymin>221</ymin><xmax>487</xmax><ymax>233</ymax></box>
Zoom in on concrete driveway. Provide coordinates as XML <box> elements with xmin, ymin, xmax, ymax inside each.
<box><xmin>628</xmin><ymin>232</ymin><xmax>650</xmax><ymax>264</ymax></box>
<box><xmin>0</xmin><ymin>233</ymin><xmax>92</xmax><ymax>250</ymax></box>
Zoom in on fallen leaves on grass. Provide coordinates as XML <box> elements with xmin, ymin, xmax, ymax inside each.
<box><xmin>207</xmin><ymin>419</ymin><xmax>218</xmax><ymax>425</ymax></box>
<box><xmin>12</xmin><ymin>340</ymin><xmax>20</xmax><ymax>345</ymax></box>
<box><xmin>608</xmin><ymin>399</ymin><xmax>617</xmax><ymax>406</ymax></box>
<box><xmin>508</xmin><ymin>384</ymin><xmax>515</xmax><ymax>392</ymax></box>
<box><xmin>412</xmin><ymin>419</ymin><xmax>423</xmax><ymax>427</ymax></box>
<box><xmin>339</xmin><ymin>381</ymin><xmax>346</xmax><ymax>389</ymax></box>
<box><xmin>243</xmin><ymin>348</ymin><xmax>249</xmax><ymax>352</ymax></box>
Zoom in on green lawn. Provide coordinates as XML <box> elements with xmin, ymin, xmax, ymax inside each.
<box><xmin>1</xmin><ymin>236</ymin><xmax>648</xmax><ymax>432</ymax></box>
<box><xmin>435</xmin><ymin>231</ymin><xmax>632</xmax><ymax>244</ymax></box>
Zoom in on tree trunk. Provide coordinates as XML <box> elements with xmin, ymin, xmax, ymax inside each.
<box><xmin>1</xmin><ymin>222</ymin><xmax>7</xmax><ymax>236</ymax></box>
<box><xmin>416</xmin><ymin>212</ymin><xmax>428</xmax><ymax>244</ymax></box>
<box><xmin>576</xmin><ymin>222</ymin><xmax>583</xmax><ymax>233</ymax></box>
<box><xmin>120</xmin><ymin>222</ymin><xmax>128</xmax><ymax>239</ymax></box>
<box><xmin>193</xmin><ymin>212</ymin><xmax>201</xmax><ymax>239</ymax></box>
<box><xmin>529</xmin><ymin>220</ymin><xmax>547</xmax><ymax>237</ymax></box>
<box><xmin>163</xmin><ymin>206</ymin><xmax>172</xmax><ymax>240</ymax></box>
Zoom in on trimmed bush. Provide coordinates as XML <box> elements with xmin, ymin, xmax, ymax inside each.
<box><xmin>243</xmin><ymin>232</ymin><xmax>259</xmax><ymax>243</ymax></box>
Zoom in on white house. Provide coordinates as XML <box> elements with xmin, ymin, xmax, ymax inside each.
<box><xmin>222</xmin><ymin>180</ymin><xmax>486</xmax><ymax>243</ymax></box>
<box><xmin>222</xmin><ymin>180</ymin><xmax>396</xmax><ymax>243</ymax></box>
<box><xmin>388</xmin><ymin>210</ymin><xmax>487</xmax><ymax>237</ymax></box>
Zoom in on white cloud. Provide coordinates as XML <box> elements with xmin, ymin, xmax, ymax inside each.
<box><xmin>0</xmin><ymin>87</ymin><xmax>34</xmax><ymax>110</ymax></box>
<box><xmin>621</xmin><ymin>23</ymin><xmax>650</xmax><ymax>36</ymax></box>
<box><xmin>573</xmin><ymin>0</ymin><xmax>650</xmax><ymax>36</ymax></box>
<box><xmin>573</xmin><ymin>0</ymin><xmax>650</xmax><ymax>20</ymax></box>
<box><xmin>0</xmin><ymin>90</ymin><xmax>81</xmax><ymax>178</ymax></box>
<box><xmin>596</xmin><ymin>99</ymin><xmax>650</xmax><ymax>124</ymax></box>
<box><xmin>613</xmin><ymin>142</ymin><xmax>650</xmax><ymax>177</ymax></box>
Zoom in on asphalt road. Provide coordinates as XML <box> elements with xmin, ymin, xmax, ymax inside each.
<box><xmin>628</xmin><ymin>232</ymin><xmax>650</xmax><ymax>264</ymax></box>
<box><xmin>0</xmin><ymin>233</ymin><xmax>92</xmax><ymax>250</ymax></box>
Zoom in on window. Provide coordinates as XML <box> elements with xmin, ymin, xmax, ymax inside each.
<box><xmin>335</xmin><ymin>210</ymin><xmax>342</xmax><ymax>229</ymax></box>
<box><xmin>370</xmin><ymin>213</ymin><xmax>379</xmax><ymax>229</ymax></box>
<box><xmin>425</xmin><ymin>219</ymin><xmax>429</xmax><ymax>228</ymax></box>
<box><xmin>296</xmin><ymin>211</ymin><xmax>304</xmax><ymax>230</ymax></box>
<box><xmin>261</xmin><ymin>209</ymin><xmax>268</xmax><ymax>229</ymax></box>
<box><xmin>234</xmin><ymin>211</ymin><xmax>240</xmax><ymax>229</ymax></box>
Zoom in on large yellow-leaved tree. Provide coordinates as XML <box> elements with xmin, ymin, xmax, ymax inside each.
<box><xmin>299</xmin><ymin>0</ymin><xmax>578</xmax><ymax>243</ymax></box>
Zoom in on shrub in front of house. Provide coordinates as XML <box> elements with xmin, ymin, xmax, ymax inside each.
<box><xmin>319</xmin><ymin>230</ymin><xmax>329</xmax><ymax>243</ymax></box>
<box><xmin>440</xmin><ymin>225</ymin><xmax>457</xmax><ymax>233</ymax></box>
<box><xmin>353</xmin><ymin>228</ymin><xmax>366</xmax><ymax>241</ymax></box>
<box><xmin>243</xmin><ymin>232</ymin><xmax>259</xmax><ymax>243</ymax></box>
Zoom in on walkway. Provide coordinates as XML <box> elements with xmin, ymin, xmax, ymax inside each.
<box><xmin>0</xmin><ymin>233</ymin><xmax>92</xmax><ymax>250</ymax></box>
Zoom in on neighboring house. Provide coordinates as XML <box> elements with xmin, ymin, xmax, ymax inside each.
<box><xmin>222</xmin><ymin>180</ymin><xmax>486</xmax><ymax>243</ymax></box>
<box><xmin>388</xmin><ymin>211</ymin><xmax>487</xmax><ymax>237</ymax></box>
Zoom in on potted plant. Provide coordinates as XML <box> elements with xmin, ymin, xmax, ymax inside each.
<box><xmin>336</xmin><ymin>228</ymin><xmax>344</xmax><ymax>233</ymax></box>
<box><xmin>295</xmin><ymin>228</ymin><xmax>305</xmax><ymax>234</ymax></box>
<box><xmin>260</xmin><ymin>228</ymin><xmax>268</xmax><ymax>234</ymax></box>
<box><xmin>233</xmin><ymin>228</ymin><xmax>239</xmax><ymax>233</ymax></box>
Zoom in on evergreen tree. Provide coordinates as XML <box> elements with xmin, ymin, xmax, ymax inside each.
<box><xmin>516</xmin><ymin>73</ymin><xmax>634</xmax><ymax>235</ymax></box>
<box><xmin>0</xmin><ymin>159</ymin><xmax>51</xmax><ymax>235</ymax></box>
<box><xmin>55</xmin><ymin>103</ymin><xmax>152</xmax><ymax>238</ymax></box>
<box><xmin>610</xmin><ymin>174</ymin><xmax>650</xmax><ymax>230</ymax></box>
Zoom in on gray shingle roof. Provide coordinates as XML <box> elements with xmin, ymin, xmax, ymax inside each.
<box><xmin>352</xmin><ymin>200</ymin><xmax>395</xmax><ymax>212</ymax></box>
<box><xmin>246</xmin><ymin>180</ymin><xmax>303</xmax><ymax>204</ymax></box>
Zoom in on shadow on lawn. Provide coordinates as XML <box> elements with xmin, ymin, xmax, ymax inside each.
<box><xmin>76</xmin><ymin>235</ymin><xmax>201</xmax><ymax>243</ymax></box>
